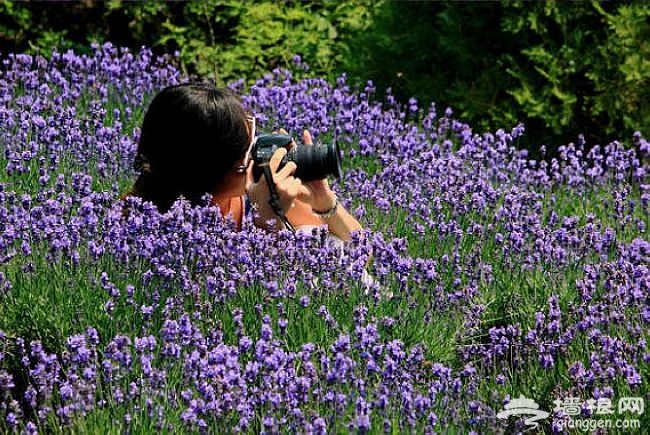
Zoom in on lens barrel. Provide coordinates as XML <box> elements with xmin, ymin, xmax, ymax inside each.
<box><xmin>284</xmin><ymin>141</ymin><xmax>342</xmax><ymax>181</ymax></box>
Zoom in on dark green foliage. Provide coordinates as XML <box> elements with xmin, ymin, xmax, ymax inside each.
<box><xmin>1</xmin><ymin>0</ymin><xmax>647</xmax><ymax>151</ymax></box>
<box><xmin>343</xmin><ymin>2</ymin><xmax>518</xmax><ymax>130</ymax></box>
<box><xmin>345</xmin><ymin>0</ymin><xmax>649</xmax><ymax>153</ymax></box>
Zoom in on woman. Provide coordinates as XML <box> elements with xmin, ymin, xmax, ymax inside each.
<box><xmin>127</xmin><ymin>83</ymin><xmax>362</xmax><ymax>241</ymax></box>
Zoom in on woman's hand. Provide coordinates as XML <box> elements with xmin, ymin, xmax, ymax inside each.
<box><xmin>247</xmin><ymin>146</ymin><xmax>311</xmax><ymax>220</ymax></box>
<box><xmin>275</xmin><ymin>128</ymin><xmax>337</xmax><ymax>212</ymax></box>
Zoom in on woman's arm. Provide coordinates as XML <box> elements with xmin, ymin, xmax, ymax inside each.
<box><xmin>318</xmin><ymin>202</ymin><xmax>363</xmax><ymax>242</ymax></box>
<box><xmin>289</xmin><ymin>198</ymin><xmax>362</xmax><ymax>242</ymax></box>
<box><xmin>288</xmin><ymin>129</ymin><xmax>363</xmax><ymax>241</ymax></box>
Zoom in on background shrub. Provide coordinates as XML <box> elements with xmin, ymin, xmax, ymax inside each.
<box><xmin>345</xmin><ymin>0</ymin><xmax>649</xmax><ymax>154</ymax></box>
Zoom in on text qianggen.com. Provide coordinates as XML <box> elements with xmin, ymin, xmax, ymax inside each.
<box><xmin>557</xmin><ymin>417</ymin><xmax>641</xmax><ymax>432</ymax></box>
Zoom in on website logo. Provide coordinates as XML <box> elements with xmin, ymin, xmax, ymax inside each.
<box><xmin>496</xmin><ymin>394</ymin><xmax>644</xmax><ymax>432</ymax></box>
<box><xmin>496</xmin><ymin>395</ymin><xmax>550</xmax><ymax>432</ymax></box>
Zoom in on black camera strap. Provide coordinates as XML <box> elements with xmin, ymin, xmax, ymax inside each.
<box><xmin>261</xmin><ymin>165</ymin><xmax>296</xmax><ymax>233</ymax></box>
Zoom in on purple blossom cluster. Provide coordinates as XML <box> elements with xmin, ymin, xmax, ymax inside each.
<box><xmin>1</xmin><ymin>44</ymin><xmax>648</xmax><ymax>433</ymax></box>
<box><xmin>1</xmin><ymin>43</ymin><xmax>179</xmax><ymax>191</ymax></box>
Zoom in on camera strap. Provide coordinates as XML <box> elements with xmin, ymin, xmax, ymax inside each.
<box><xmin>261</xmin><ymin>165</ymin><xmax>296</xmax><ymax>233</ymax></box>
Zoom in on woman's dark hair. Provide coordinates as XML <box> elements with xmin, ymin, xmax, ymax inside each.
<box><xmin>129</xmin><ymin>83</ymin><xmax>250</xmax><ymax>212</ymax></box>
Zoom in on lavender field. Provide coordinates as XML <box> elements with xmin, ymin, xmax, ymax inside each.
<box><xmin>0</xmin><ymin>44</ymin><xmax>648</xmax><ymax>433</ymax></box>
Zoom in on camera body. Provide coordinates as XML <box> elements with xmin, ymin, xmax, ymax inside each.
<box><xmin>251</xmin><ymin>133</ymin><xmax>342</xmax><ymax>182</ymax></box>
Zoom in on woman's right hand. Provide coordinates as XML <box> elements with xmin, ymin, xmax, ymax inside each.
<box><xmin>247</xmin><ymin>147</ymin><xmax>312</xmax><ymax>228</ymax></box>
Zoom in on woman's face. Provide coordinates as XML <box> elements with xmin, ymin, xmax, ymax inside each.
<box><xmin>227</xmin><ymin>115</ymin><xmax>256</xmax><ymax>195</ymax></box>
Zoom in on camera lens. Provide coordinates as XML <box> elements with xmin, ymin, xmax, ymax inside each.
<box><xmin>285</xmin><ymin>141</ymin><xmax>342</xmax><ymax>181</ymax></box>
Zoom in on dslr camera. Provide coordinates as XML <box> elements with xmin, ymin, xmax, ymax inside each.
<box><xmin>252</xmin><ymin>133</ymin><xmax>342</xmax><ymax>182</ymax></box>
